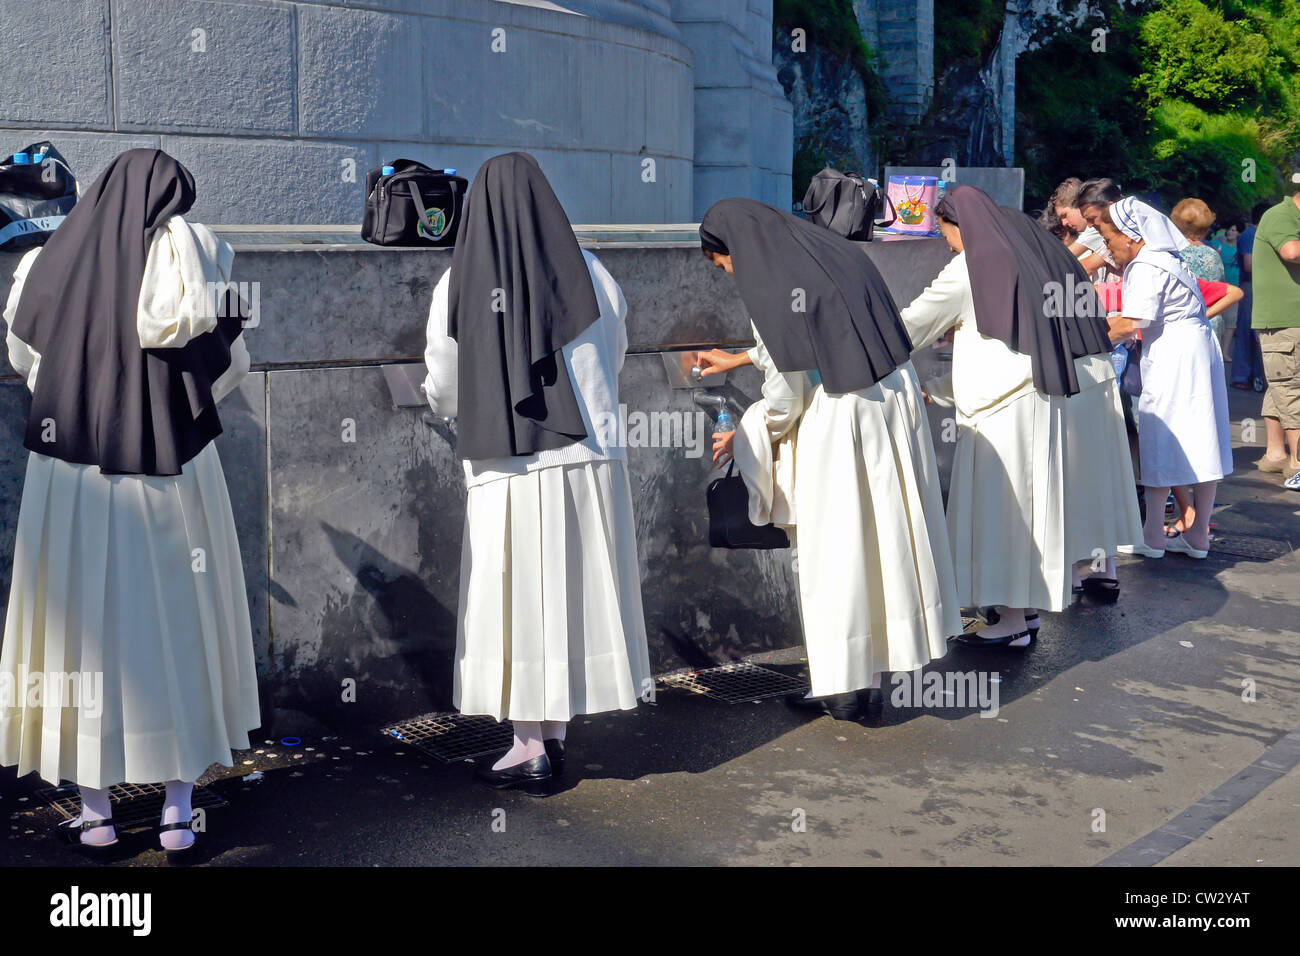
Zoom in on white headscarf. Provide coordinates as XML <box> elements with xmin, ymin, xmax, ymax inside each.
<box><xmin>1109</xmin><ymin>197</ymin><xmax>1190</xmax><ymax>254</ymax></box>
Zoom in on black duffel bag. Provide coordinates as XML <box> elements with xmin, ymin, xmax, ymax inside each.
<box><xmin>801</xmin><ymin>166</ymin><xmax>891</xmax><ymax>241</ymax></box>
<box><xmin>0</xmin><ymin>141</ymin><xmax>77</xmax><ymax>252</ymax></box>
<box><xmin>707</xmin><ymin>463</ymin><xmax>790</xmax><ymax>550</ymax></box>
<box><xmin>362</xmin><ymin>160</ymin><xmax>467</xmax><ymax>247</ymax></box>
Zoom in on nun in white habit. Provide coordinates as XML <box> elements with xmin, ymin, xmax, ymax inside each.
<box><xmin>0</xmin><ymin>149</ymin><xmax>257</xmax><ymax>860</ymax></box>
<box><xmin>1094</xmin><ymin>197</ymin><xmax>1232</xmax><ymax>559</ymax></box>
<box><xmin>897</xmin><ymin>185</ymin><xmax>1141</xmax><ymax>646</ymax></box>
<box><xmin>423</xmin><ymin>152</ymin><xmax>650</xmax><ymax>794</ymax></box>
<box><xmin>697</xmin><ymin>198</ymin><xmax>961</xmax><ymax>720</ymax></box>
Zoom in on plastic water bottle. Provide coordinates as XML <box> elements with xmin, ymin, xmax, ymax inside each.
<box><xmin>715</xmin><ymin>406</ymin><xmax>735</xmax><ymax>432</ymax></box>
<box><xmin>1110</xmin><ymin>344</ymin><xmax>1128</xmax><ymax>378</ymax></box>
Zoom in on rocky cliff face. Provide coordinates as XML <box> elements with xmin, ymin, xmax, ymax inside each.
<box><xmin>924</xmin><ymin>0</ymin><xmax>1116</xmax><ymax>166</ymax></box>
<box><xmin>773</xmin><ymin>0</ymin><xmax>1121</xmax><ymax>181</ymax></box>
<box><xmin>773</xmin><ymin>41</ymin><xmax>874</xmax><ymax>200</ymax></box>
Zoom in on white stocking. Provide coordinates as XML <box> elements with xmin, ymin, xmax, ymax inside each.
<box><xmin>160</xmin><ymin>780</ymin><xmax>195</xmax><ymax>850</ymax></box>
<box><xmin>77</xmin><ymin>784</ymin><xmax>116</xmax><ymax>846</ymax></box>
<box><xmin>493</xmin><ymin>721</ymin><xmax>546</xmax><ymax>770</ymax></box>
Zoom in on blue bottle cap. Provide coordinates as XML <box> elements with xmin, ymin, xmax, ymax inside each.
<box><xmin>381</xmin><ymin>165</ymin><xmax>395</xmax><ymax>176</ymax></box>
<box><xmin>12</xmin><ymin>152</ymin><xmax>30</xmax><ymax>165</ymax></box>
<box><xmin>443</xmin><ymin>168</ymin><xmax>456</xmax><ymax>176</ymax></box>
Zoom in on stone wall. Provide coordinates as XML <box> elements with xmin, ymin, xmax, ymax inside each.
<box><xmin>0</xmin><ymin>0</ymin><xmax>701</xmax><ymax>223</ymax></box>
<box><xmin>0</xmin><ymin>233</ymin><xmax>954</xmax><ymax>728</ymax></box>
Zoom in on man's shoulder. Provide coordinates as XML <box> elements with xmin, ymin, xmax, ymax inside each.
<box><xmin>1258</xmin><ymin>201</ymin><xmax>1299</xmax><ymax>240</ymax></box>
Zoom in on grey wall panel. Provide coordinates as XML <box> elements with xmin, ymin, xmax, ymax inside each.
<box><xmin>213</xmin><ymin>373</ymin><xmax>271</xmax><ymax>675</ymax></box>
<box><xmin>0</xmin><ymin>0</ymin><xmax>112</xmax><ymax>128</ymax></box>
<box><xmin>112</xmin><ymin>0</ymin><xmax>297</xmax><ymax>135</ymax></box>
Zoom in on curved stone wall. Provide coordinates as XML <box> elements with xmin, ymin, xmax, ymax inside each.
<box><xmin>0</xmin><ymin>0</ymin><xmax>697</xmax><ymax>223</ymax></box>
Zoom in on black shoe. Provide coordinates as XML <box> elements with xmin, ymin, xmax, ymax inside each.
<box><xmin>1081</xmin><ymin>575</ymin><xmax>1120</xmax><ymax>604</ymax></box>
<box><xmin>543</xmin><ymin>738</ymin><xmax>566</xmax><ymax>775</ymax></box>
<box><xmin>859</xmin><ymin>687</ymin><xmax>884</xmax><ymax>715</ymax></box>
<box><xmin>159</xmin><ymin>820</ymin><xmax>197</xmax><ymax>866</ymax></box>
<box><xmin>476</xmin><ymin>753</ymin><xmax>554</xmax><ymax>796</ymax></box>
<box><xmin>981</xmin><ymin>606</ymin><xmax>1040</xmax><ymax>641</ymax></box>
<box><xmin>785</xmin><ymin>691</ymin><xmax>860</xmax><ymax>720</ymax></box>
<box><xmin>954</xmin><ymin>628</ymin><xmax>1034</xmax><ymax>648</ymax></box>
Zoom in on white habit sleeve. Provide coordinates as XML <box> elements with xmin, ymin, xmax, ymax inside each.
<box><xmin>422</xmin><ymin>270</ymin><xmax>457</xmax><ymax>418</ymax></box>
<box><xmin>3</xmin><ymin>247</ymin><xmax>42</xmax><ymax>391</ymax></box>
<box><xmin>899</xmin><ymin>252</ymin><xmax>966</xmax><ymax>351</ymax></box>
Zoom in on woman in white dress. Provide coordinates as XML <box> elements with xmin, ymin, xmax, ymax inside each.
<box><xmin>0</xmin><ymin>149</ymin><xmax>258</xmax><ymax>861</ymax></box>
<box><xmin>898</xmin><ymin>185</ymin><xmax>1140</xmax><ymax>647</ymax></box>
<box><xmin>697</xmin><ymin>198</ymin><xmax>961</xmax><ymax>720</ymax></box>
<box><xmin>423</xmin><ymin>152</ymin><xmax>650</xmax><ymax>794</ymax></box>
<box><xmin>1088</xmin><ymin>197</ymin><xmax>1233</xmax><ymax>559</ymax></box>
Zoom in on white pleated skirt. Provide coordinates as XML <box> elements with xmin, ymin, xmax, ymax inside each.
<box><xmin>0</xmin><ymin>445</ymin><xmax>260</xmax><ymax>789</ymax></box>
<box><xmin>454</xmin><ymin>459</ymin><xmax>652</xmax><ymax>722</ymax></box>
<box><xmin>947</xmin><ymin>361</ymin><xmax>1141</xmax><ymax>612</ymax></box>
<box><xmin>793</xmin><ymin>364</ymin><xmax>962</xmax><ymax>697</ymax></box>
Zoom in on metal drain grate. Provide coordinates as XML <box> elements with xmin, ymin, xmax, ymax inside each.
<box><xmin>660</xmin><ymin>662</ymin><xmax>807</xmax><ymax>703</ymax></box>
<box><xmin>36</xmin><ymin>781</ymin><xmax>226</xmax><ymax>830</ymax></box>
<box><xmin>381</xmin><ymin>712</ymin><xmax>514</xmax><ymax>763</ymax></box>
<box><xmin>1209</xmin><ymin>533</ymin><xmax>1292</xmax><ymax>561</ymax></box>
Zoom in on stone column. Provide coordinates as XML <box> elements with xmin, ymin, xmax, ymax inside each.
<box><xmin>876</xmin><ymin>0</ymin><xmax>933</xmax><ymax>123</ymax></box>
<box><xmin>671</xmin><ymin>0</ymin><xmax>794</xmax><ymax>216</ymax></box>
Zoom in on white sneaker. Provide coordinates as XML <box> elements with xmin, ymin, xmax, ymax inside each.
<box><xmin>1285</xmin><ymin>471</ymin><xmax>1300</xmax><ymax>492</ymax></box>
<box><xmin>1164</xmin><ymin>533</ymin><xmax>1208</xmax><ymax>559</ymax></box>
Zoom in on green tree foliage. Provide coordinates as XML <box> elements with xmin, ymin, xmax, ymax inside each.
<box><xmin>1016</xmin><ymin>0</ymin><xmax>1300</xmax><ymax>218</ymax></box>
<box><xmin>933</xmin><ymin>0</ymin><xmax>1007</xmax><ymax>73</ymax></box>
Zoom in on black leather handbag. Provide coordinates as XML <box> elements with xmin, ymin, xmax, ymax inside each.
<box><xmin>362</xmin><ymin>160</ymin><xmax>467</xmax><ymax>247</ymax></box>
<box><xmin>801</xmin><ymin>167</ymin><xmax>891</xmax><ymax>241</ymax></box>
<box><xmin>0</xmin><ymin>141</ymin><xmax>77</xmax><ymax>252</ymax></box>
<box><xmin>707</xmin><ymin>463</ymin><xmax>790</xmax><ymax>550</ymax></box>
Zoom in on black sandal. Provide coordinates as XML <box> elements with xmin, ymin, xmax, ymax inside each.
<box><xmin>55</xmin><ymin>816</ymin><xmax>120</xmax><ymax>859</ymax></box>
<box><xmin>159</xmin><ymin>820</ymin><xmax>198</xmax><ymax>865</ymax></box>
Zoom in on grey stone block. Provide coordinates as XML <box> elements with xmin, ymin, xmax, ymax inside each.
<box><xmin>0</xmin><ymin>131</ymin><xmax>160</xmax><ymax>189</ymax></box>
<box><xmin>608</xmin><ymin>156</ymin><xmax>693</xmax><ymax>224</ymax></box>
<box><xmin>885</xmin><ymin>166</ymin><xmax>1025</xmax><ymax>209</ymax></box>
<box><xmin>265</xmin><ymin>363</ymin><xmax>466</xmax><ymax>723</ymax></box>
<box><xmin>0</xmin><ymin>0</ymin><xmax>112</xmax><ymax>127</ymax></box>
<box><xmin>160</xmin><ymin>136</ymin><xmax>377</xmax><ymax>224</ymax></box>
<box><xmin>112</xmin><ymin>0</ymin><xmax>296</xmax><ymax>135</ymax></box>
<box><xmin>422</xmin><ymin>16</ymin><xmax>583</xmax><ymax>149</ymax></box>
<box><xmin>213</xmin><ymin>372</ymin><xmax>270</xmax><ymax>673</ymax></box>
<box><xmin>227</xmin><ymin>247</ymin><xmax>444</xmax><ymax>368</ymax></box>
<box><xmin>298</xmin><ymin>5</ymin><xmax>423</xmax><ymax>140</ymax></box>
<box><xmin>676</xmin><ymin>22</ymin><xmax>751</xmax><ymax>88</ymax></box>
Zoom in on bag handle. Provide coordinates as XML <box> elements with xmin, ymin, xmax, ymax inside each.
<box><xmin>408</xmin><ymin>178</ymin><xmax>459</xmax><ymax>242</ymax></box>
<box><xmin>877</xmin><ymin>189</ymin><xmax>897</xmax><ymax>229</ymax></box>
